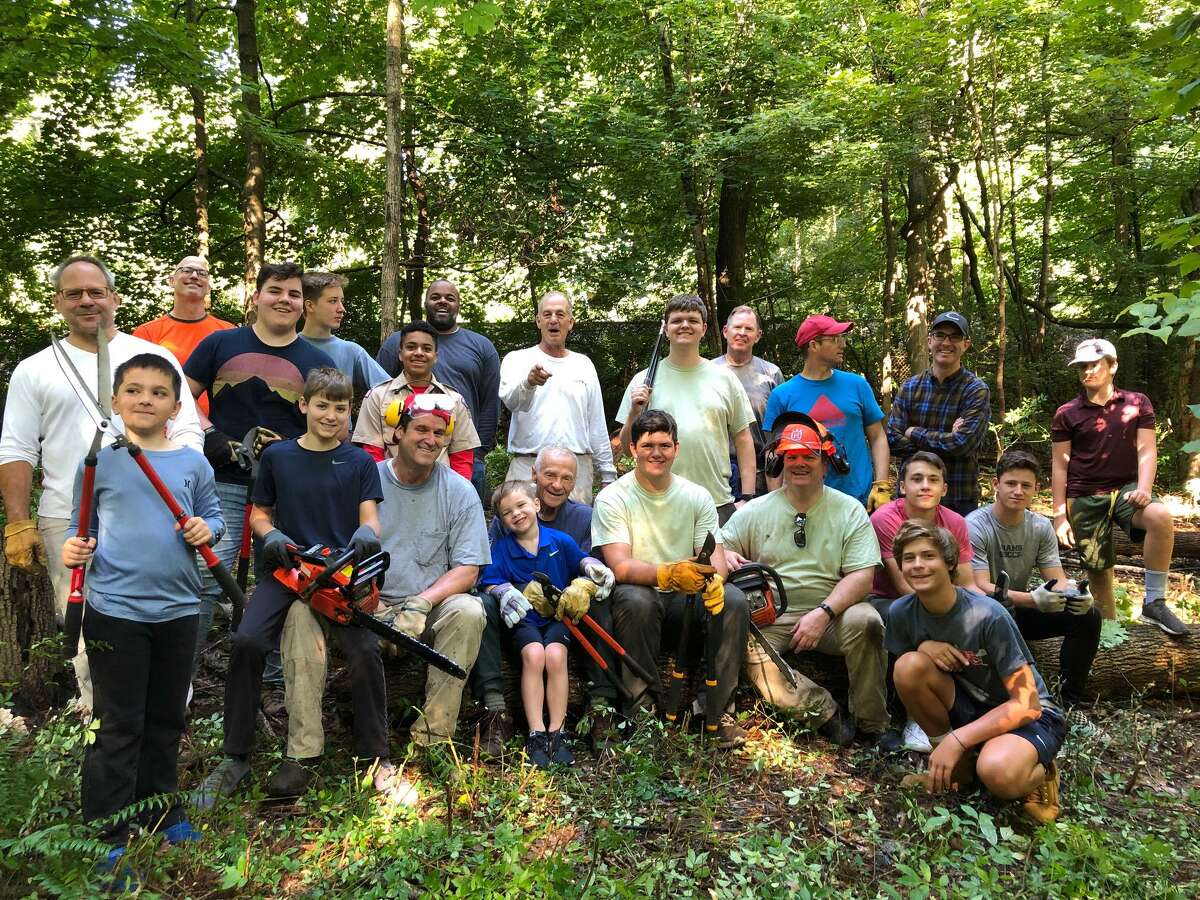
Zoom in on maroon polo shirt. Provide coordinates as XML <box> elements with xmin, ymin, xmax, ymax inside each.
<box><xmin>1050</xmin><ymin>388</ymin><xmax>1155</xmax><ymax>496</ymax></box>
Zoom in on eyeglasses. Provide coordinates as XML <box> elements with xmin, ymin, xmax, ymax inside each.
<box><xmin>58</xmin><ymin>288</ymin><xmax>110</xmax><ymax>302</ymax></box>
<box><xmin>793</xmin><ymin>512</ymin><xmax>808</xmax><ymax>549</ymax></box>
<box><xmin>816</xmin><ymin>335</ymin><xmax>847</xmax><ymax>346</ymax></box>
<box><xmin>929</xmin><ymin>331</ymin><xmax>965</xmax><ymax>344</ymax></box>
<box><xmin>175</xmin><ymin>266</ymin><xmax>209</xmax><ymax>278</ymax></box>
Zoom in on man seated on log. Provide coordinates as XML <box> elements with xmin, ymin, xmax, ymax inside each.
<box><xmin>593</xmin><ymin>409</ymin><xmax>751</xmax><ymax>749</ymax></box>
<box><xmin>888</xmin><ymin>521</ymin><xmax>1064</xmax><ymax>824</ymax></box>
<box><xmin>967</xmin><ymin>450</ymin><xmax>1101</xmax><ymax>710</ymax></box>
<box><xmin>473</xmin><ymin>447</ymin><xmax>621</xmax><ymax>754</ymax></box>
<box><xmin>722</xmin><ymin>413</ymin><xmax>894</xmax><ymax>750</ymax></box>
<box><xmin>1051</xmin><ymin>338</ymin><xmax>1186</xmax><ymax>635</ymax></box>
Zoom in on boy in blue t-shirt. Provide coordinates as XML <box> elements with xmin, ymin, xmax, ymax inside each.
<box><xmin>886</xmin><ymin>520</ymin><xmax>1065</xmax><ymax>824</ymax></box>
<box><xmin>63</xmin><ymin>354</ymin><xmax>224</xmax><ymax>873</ymax></box>
<box><xmin>195</xmin><ymin>368</ymin><xmax>398</xmax><ymax>805</ymax></box>
<box><xmin>479</xmin><ymin>480</ymin><xmax>614</xmax><ymax>767</ymax></box>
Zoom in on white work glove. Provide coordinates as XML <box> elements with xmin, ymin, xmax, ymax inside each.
<box><xmin>580</xmin><ymin>557</ymin><xmax>615</xmax><ymax>602</ymax></box>
<box><xmin>1063</xmin><ymin>579</ymin><xmax>1095</xmax><ymax>616</ymax></box>
<box><xmin>494</xmin><ymin>583</ymin><xmax>532</xmax><ymax>628</ymax></box>
<box><xmin>1031</xmin><ymin>580</ymin><xmax>1067</xmax><ymax>614</ymax></box>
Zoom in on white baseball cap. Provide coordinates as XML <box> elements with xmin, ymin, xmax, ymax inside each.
<box><xmin>1069</xmin><ymin>338</ymin><xmax>1118</xmax><ymax>366</ymax></box>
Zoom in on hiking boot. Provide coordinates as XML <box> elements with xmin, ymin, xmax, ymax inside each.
<box><xmin>372</xmin><ymin>759</ymin><xmax>419</xmax><ymax>807</ymax></box>
<box><xmin>902</xmin><ymin>719</ymin><xmax>933</xmax><ymax>753</ymax></box>
<box><xmin>549</xmin><ymin>729</ymin><xmax>575</xmax><ymax>766</ymax></box>
<box><xmin>1022</xmin><ymin>760</ymin><xmax>1061</xmax><ymax>824</ymax></box>
<box><xmin>1141</xmin><ymin>599</ymin><xmax>1189</xmax><ymax>637</ymax></box>
<box><xmin>161</xmin><ymin>820</ymin><xmax>202</xmax><ymax>845</ymax></box>
<box><xmin>479</xmin><ymin>709</ymin><xmax>514</xmax><ymax>757</ymax></box>
<box><xmin>266</xmin><ymin>758</ymin><xmax>318</xmax><ymax>798</ymax></box>
<box><xmin>589</xmin><ymin>708</ymin><xmax>620</xmax><ymax>751</ymax></box>
<box><xmin>192</xmin><ymin>756</ymin><xmax>250</xmax><ymax>810</ymax></box>
<box><xmin>716</xmin><ymin>714</ymin><xmax>748</xmax><ymax>750</ymax></box>
<box><xmin>860</xmin><ymin>729</ymin><xmax>904</xmax><ymax>754</ymax></box>
<box><xmin>525</xmin><ymin>731</ymin><xmax>552</xmax><ymax>768</ymax></box>
<box><xmin>817</xmin><ymin>707</ymin><xmax>856</xmax><ymax>748</ymax></box>
<box><xmin>98</xmin><ymin>847</ymin><xmax>139</xmax><ymax>893</ymax></box>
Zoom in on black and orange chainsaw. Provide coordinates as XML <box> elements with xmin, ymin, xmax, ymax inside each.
<box><xmin>727</xmin><ymin>562</ymin><xmax>797</xmax><ymax>690</ymax></box>
<box><xmin>273</xmin><ymin>545</ymin><xmax>466</xmax><ymax>678</ymax></box>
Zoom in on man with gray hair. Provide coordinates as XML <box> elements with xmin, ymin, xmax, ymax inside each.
<box><xmin>498</xmin><ymin>291</ymin><xmax>616</xmax><ymax>502</ymax></box>
<box><xmin>1</xmin><ymin>255</ymin><xmax>203</xmax><ymax>710</ymax></box>
<box><xmin>474</xmin><ymin>446</ymin><xmax>620</xmax><ymax>753</ymax></box>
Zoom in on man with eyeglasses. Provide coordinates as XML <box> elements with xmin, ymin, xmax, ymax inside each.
<box><xmin>722</xmin><ymin>414</ymin><xmax>891</xmax><ymax>750</ymax></box>
<box><xmin>886</xmin><ymin>311</ymin><xmax>991</xmax><ymax>516</ymax></box>
<box><xmin>498</xmin><ymin>291</ymin><xmax>616</xmax><ymax>502</ymax></box>
<box><xmin>1</xmin><ymin>255</ymin><xmax>203</xmax><ymax>711</ymax></box>
<box><xmin>134</xmin><ymin>256</ymin><xmax>234</xmax><ymax>416</ymax></box>
<box><xmin>763</xmin><ymin>315</ymin><xmax>890</xmax><ymax>510</ymax></box>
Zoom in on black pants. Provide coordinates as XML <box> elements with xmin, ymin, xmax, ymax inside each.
<box><xmin>1012</xmin><ymin>605</ymin><xmax>1102</xmax><ymax>707</ymax></box>
<box><xmin>224</xmin><ymin>579</ymin><xmax>388</xmax><ymax>758</ymax></box>
<box><xmin>82</xmin><ymin>607</ymin><xmax>196</xmax><ymax>844</ymax></box>
<box><xmin>610</xmin><ymin>583</ymin><xmax>749</xmax><ymax>719</ymax></box>
<box><xmin>470</xmin><ymin>591</ymin><xmax>620</xmax><ymax>707</ymax></box>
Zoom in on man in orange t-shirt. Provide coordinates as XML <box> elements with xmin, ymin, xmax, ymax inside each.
<box><xmin>134</xmin><ymin>256</ymin><xmax>234</xmax><ymax>415</ymax></box>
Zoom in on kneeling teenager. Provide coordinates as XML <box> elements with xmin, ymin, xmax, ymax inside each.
<box><xmin>887</xmin><ymin>521</ymin><xmax>1065</xmax><ymax>823</ymax></box>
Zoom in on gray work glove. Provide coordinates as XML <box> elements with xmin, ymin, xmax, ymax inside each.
<box><xmin>260</xmin><ymin>529</ymin><xmax>295</xmax><ymax>572</ymax></box>
<box><xmin>493</xmin><ymin>583</ymin><xmax>532</xmax><ymax>628</ymax></box>
<box><xmin>580</xmin><ymin>557</ymin><xmax>615</xmax><ymax>602</ymax></box>
<box><xmin>1031</xmin><ymin>579</ymin><xmax>1067</xmax><ymax>614</ymax></box>
<box><xmin>350</xmin><ymin>525</ymin><xmax>381</xmax><ymax>560</ymax></box>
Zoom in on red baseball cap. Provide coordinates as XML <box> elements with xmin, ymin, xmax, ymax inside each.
<box><xmin>775</xmin><ymin>422</ymin><xmax>823</xmax><ymax>456</ymax></box>
<box><xmin>795</xmin><ymin>315</ymin><xmax>853</xmax><ymax>349</ymax></box>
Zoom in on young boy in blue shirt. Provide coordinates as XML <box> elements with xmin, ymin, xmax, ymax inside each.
<box><xmin>62</xmin><ymin>354</ymin><xmax>224</xmax><ymax>872</ymax></box>
<box><xmin>480</xmin><ymin>480</ymin><xmax>613</xmax><ymax>767</ymax></box>
<box><xmin>194</xmin><ymin>368</ymin><xmax>398</xmax><ymax>804</ymax></box>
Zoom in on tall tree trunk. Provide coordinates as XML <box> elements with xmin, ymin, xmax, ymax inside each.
<box><xmin>930</xmin><ymin>187</ymin><xmax>954</xmax><ymax>308</ymax></box>
<box><xmin>1033</xmin><ymin>33</ymin><xmax>1054</xmax><ymax>358</ymax></box>
<box><xmin>904</xmin><ymin>154</ymin><xmax>933</xmax><ymax>374</ymax></box>
<box><xmin>185</xmin><ymin>0</ymin><xmax>209</xmax><ymax>260</ymax></box>
<box><xmin>956</xmin><ymin>190</ymin><xmax>987</xmax><ymax>316</ymax></box>
<box><xmin>405</xmin><ymin>152</ymin><xmax>429</xmax><ymax>324</ymax></box>
<box><xmin>0</xmin><ymin>535</ymin><xmax>59</xmax><ymax>712</ymax></box>
<box><xmin>715</xmin><ymin>170</ymin><xmax>751</xmax><ymax>326</ymax></box>
<box><xmin>880</xmin><ymin>175</ymin><xmax>899</xmax><ymax>409</ymax></box>
<box><xmin>381</xmin><ymin>0</ymin><xmax>405</xmax><ymax>340</ymax></box>
<box><xmin>235</xmin><ymin>0</ymin><xmax>265</xmax><ymax>308</ymax></box>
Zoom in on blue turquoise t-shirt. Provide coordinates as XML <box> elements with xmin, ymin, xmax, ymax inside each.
<box><xmin>763</xmin><ymin>370</ymin><xmax>884</xmax><ymax>504</ymax></box>
<box><xmin>479</xmin><ymin>525</ymin><xmax>586</xmax><ymax>627</ymax></box>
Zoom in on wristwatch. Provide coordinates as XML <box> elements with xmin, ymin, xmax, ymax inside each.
<box><xmin>818</xmin><ymin>602</ymin><xmax>836</xmax><ymax>620</ymax></box>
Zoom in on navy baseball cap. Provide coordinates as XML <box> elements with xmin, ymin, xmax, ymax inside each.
<box><xmin>930</xmin><ymin>311</ymin><xmax>970</xmax><ymax>338</ymax></box>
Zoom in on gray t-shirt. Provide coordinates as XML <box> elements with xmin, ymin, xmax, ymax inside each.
<box><xmin>376</xmin><ymin>460</ymin><xmax>490</xmax><ymax>603</ymax></box>
<box><xmin>885</xmin><ymin>587</ymin><xmax>1060</xmax><ymax>716</ymax></box>
<box><xmin>711</xmin><ymin>354</ymin><xmax>784</xmax><ymax>453</ymax></box>
<box><xmin>966</xmin><ymin>506</ymin><xmax>1060</xmax><ymax>591</ymax></box>
<box><xmin>299</xmin><ymin>334</ymin><xmax>391</xmax><ymax>394</ymax></box>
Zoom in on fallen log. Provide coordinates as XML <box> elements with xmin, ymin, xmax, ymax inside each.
<box><xmin>1060</xmin><ymin>528</ymin><xmax>1200</xmax><ymax>560</ymax></box>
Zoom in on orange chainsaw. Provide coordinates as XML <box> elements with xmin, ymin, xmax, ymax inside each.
<box><xmin>273</xmin><ymin>545</ymin><xmax>466</xmax><ymax>678</ymax></box>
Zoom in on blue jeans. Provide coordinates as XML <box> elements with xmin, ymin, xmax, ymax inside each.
<box><xmin>472</xmin><ymin>455</ymin><xmax>489</xmax><ymax>508</ymax></box>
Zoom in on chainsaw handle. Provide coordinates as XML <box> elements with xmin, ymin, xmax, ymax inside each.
<box><xmin>293</xmin><ymin>545</ymin><xmax>358</xmax><ymax>602</ymax></box>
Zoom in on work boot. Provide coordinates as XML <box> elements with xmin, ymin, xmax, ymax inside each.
<box><xmin>716</xmin><ymin>714</ymin><xmax>748</xmax><ymax>750</ymax></box>
<box><xmin>859</xmin><ymin>729</ymin><xmax>904</xmax><ymax>754</ymax></box>
<box><xmin>549</xmin><ymin>729</ymin><xmax>575</xmax><ymax>766</ymax></box>
<box><xmin>372</xmin><ymin>759</ymin><xmax>419</xmax><ymax>807</ymax></box>
<box><xmin>266</xmin><ymin>758</ymin><xmax>318</xmax><ymax>798</ymax></box>
<box><xmin>817</xmin><ymin>707</ymin><xmax>856</xmax><ymax>748</ymax></box>
<box><xmin>589</xmin><ymin>708</ymin><xmax>620</xmax><ymax>751</ymax></box>
<box><xmin>525</xmin><ymin>731</ymin><xmax>551</xmax><ymax>768</ymax></box>
<box><xmin>479</xmin><ymin>709</ymin><xmax>514</xmax><ymax>757</ymax></box>
<box><xmin>161</xmin><ymin>820</ymin><xmax>202</xmax><ymax>845</ymax></box>
<box><xmin>192</xmin><ymin>756</ymin><xmax>250</xmax><ymax>810</ymax></box>
<box><xmin>1021</xmin><ymin>761</ymin><xmax>1061</xmax><ymax>824</ymax></box>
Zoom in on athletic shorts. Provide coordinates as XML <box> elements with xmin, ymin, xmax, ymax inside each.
<box><xmin>1067</xmin><ymin>482</ymin><xmax>1156</xmax><ymax>571</ymax></box>
<box><xmin>513</xmin><ymin>619</ymin><xmax>570</xmax><ymax>651</ymax></box>
<box><xmin>949</xmin><ymin>689</ymin><xmax>1066</xmax><ymax>769</ymax></box>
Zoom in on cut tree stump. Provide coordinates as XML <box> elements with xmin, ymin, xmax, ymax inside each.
<box><xmin>0</xmin><ymin>532</ymin><xmax>62</xmax><ymax>712</ymax></box>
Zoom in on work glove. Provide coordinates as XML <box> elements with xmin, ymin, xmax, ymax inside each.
<box><xmin>4</xmin><ymin>520</ymin><xmax>47</xmax><ymax>573</ymax></box>
<box><xmin>251</xmin><ymin>427</ymin><xmax>283</xmax><ymax>458</ymax></box>
<box><xmin>656</xmin><ymin>559</ymin><xmax>716</xmax><ymax>594</ymax></box>
<box><xmin>260</xmin><ymin>529</ymin><xmax>295</xmax><ymax>572</ymax></box>
<box><xmin>558</xmin><ymin>577</ymin><xmax>598</xmax><ymax>623</ymax></box>
<box><xmin>203</xmin><ymin>427</ymin><xmax>244</xmax><ymax>469</ymax></box>
<box><xmin>702</xmin><ymin>572</ymin><xmax>725</xmax><ymax>616</ymax></box>
<box><xmin>866</xmin><ymin>479</ymin><xmax>893</xmax><ymax>514</ymax></box>
<box><xmin>580</xmin><ymin>557</ymin><xmax>615</xmax><ymax>601</ymax></box>
<box><xmin>393</xmin><ymin>595</ymin><xmax>432</xmax><ymax>638</ymax></box>
<box><xmin>494</xmin><ymin>583</ymin><xmax>532</xmax><ymax>628</ymax></box>
<box><xmin>522</xmin><ymin>580</ymin><xmax>557</xmax><ymax>619</ymax></box>
<box><xmin>350</xmin><ymin>525</ymin><xmax>381</xmax><ymax>561</ymax></box>
<box><xmin>1030</xmin><ymin>579</ymin><xmax>1067</xmax><ymax>614</ymax></box>
<box><xmin>1063</xmin><ymin>580</ymin><xmax>1095</xmax><ymax>616</ymax></box>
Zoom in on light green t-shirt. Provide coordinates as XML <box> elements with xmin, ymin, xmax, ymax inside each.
<box><xmin>721</xmin><ymin>488</ymin><xmax>881</xmax><ymax>613</ymax></box>
<box><xmin>591</xmin><ymin>471</ymin><xmax>721</xmax><ymax>566</ymax></box>
<box><xmin>617</xmin><ymin>358</ymin><xmax>755</xmax><ymax>507</ymax></box>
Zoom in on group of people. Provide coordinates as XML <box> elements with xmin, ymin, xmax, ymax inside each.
<box><xmin>0</xmin><ymin>253</ymin><xmax>1189</xmax><ymax>876</ymax></box>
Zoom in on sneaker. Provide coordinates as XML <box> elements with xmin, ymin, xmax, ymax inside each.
<box><xmin>1021</xmin><ymin>760</ymin><xmax>1061</xmax><ymax>824</ymax></box>
<box><xmin>1141</xmin><ymin>599</ymin><xmax>1189</xmax><ymax>637</ymax></box>
<box><xmin>589</xmin><ymin>708</ymin><xmax>620</xmax><ymax>752</ymax></box>
<box><xmin>860</xmin><ymin>729</ymin><xmax>904</xmax><ymax>754</ymax></box>
<box><xmin>817</xmin><ymin>707</ymin><xmax>856</xmax><ymax>748</ymax></box>
<box><xmin>266</xmin><ymin>758</ymin><xmax>318</xmax><ymax>798</ymax></box>
<box><xmin>549</xmin><ymin>729</ymin><xmax>575</xmax><ymax>766</ymax></box>
<box><xmin>98</xmin><ymin>847</ymin><xmax>139</xmax><ymax>893</ymax></box>
<box><xmin>191</xmin><ymin>756</ymin><xmax>250</xmax><ymax>810</ymax></box>
<box><xmin>716</xmin><ymin>714</ymin><xmax>748</xmax><ymax>750</ymax></box>
<box><xmin>372</xmin><ymin>759</ymin><xmax>419</xmax><ymax>807</ymax></box>
<box><xmin>161</xmin><ymin>820</ymin><xmax>202</xmax><ymax>844</ymax></box>
<box><xmin>525</xmin><ymin>731</ymin><xmax>551</xmax><ymax>768</ymax></box>
<box><xmin>902</xmin><ymin>719</ymin><xmax>933</xmax><ymax>753</ymax></box>
<box><xmin>479</xmin><ymin>709</ymin><xmax>514</xmax><ymax>757</ymax></box>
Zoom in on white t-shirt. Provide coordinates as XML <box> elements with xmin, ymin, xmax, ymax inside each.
<box><xmin>617</xmin><ymin>358</ymin><xmax>755</xmax><ymax>506</ymax></box>
<box><xmin>0</xmin><ymin>332</ymin><xmax>204</xmax><ymax>519</ymax></box>
<box><xmin>591</xmin><ymin>471</ymin><xmax>720</xmax><ymax>566</ymax></box>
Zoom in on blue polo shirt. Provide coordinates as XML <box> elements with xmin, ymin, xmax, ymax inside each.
<box><xmin>479</xmin><ymin>525</ymin><xmax>586</xmax><ymax>626</ymax></box>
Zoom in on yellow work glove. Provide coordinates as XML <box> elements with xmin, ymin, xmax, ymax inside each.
<box><xmin>702</xmin><ymin>573</ymin><xmax>725</xmax><ymax>616</ymax></box>
<box><xmin>392</xmin><ymin>595</ymin><xmax>432</xmax><ymax>638</ymax></box>
<box><xmin>557</xmin><ymin>577</ymin><xmax>598</xmax><ymax>623</ymax></box>
<box><xmin>866</xmin><ymin>479</ymin><xmax>893</xmax><ymax>514</ymax></box>
<box><xmin>4</xmin><ymin>520</ymin><xmax>47</xmax><ymax>573</ymax></box>
<box><xmin>522</xmin><ymin>580</ymin><xmax>557</xmax><ymax>619</ymax></box>
<box><xmin>656</xmin><ymin>559</ymin><xmax>717</xmax><ymax>594</ymax></box>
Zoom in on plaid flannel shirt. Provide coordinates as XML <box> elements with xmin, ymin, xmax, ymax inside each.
<box><xmin>885</xmin><ymin>366</ymin><xmax>991</xmax><ymax>509</ymax></box>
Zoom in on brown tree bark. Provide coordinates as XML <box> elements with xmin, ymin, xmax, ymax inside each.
<box><xmin>715</xmin><ymin>171</ymin><xmax>751</xmax><ymax>326</ymax></box>
<box><xmin>235</xmin><ymin>0</ymin><xmax>265</xmax><ymax>307</ymax></box>
<box><xmin>0</xmin><ymin>534</ymin><xmax>60</xmax><ymax>711</ymax></box>
<box><xmin>381</xmin><ymin>0</ymin><xmax>405</xmax><ymax>341</ymax></box>
<box><xmin>904</xmin><ymin>152</ymin><xmax>933</xmax><ymax>374</ymax></box>
<box><xmin>880</xmin><ymin>175</ymin><xmax>899</xmax><ymax>410</ymax></box>
<box><xmin>404</xmin><ymin>110</ymin><xmax>429</xmax><ymax>325</ymax></box>
<box><xmin>185</xmin><ymin>0</ymin><xmax>209</xmax><ymax>260</ymax></box>
<box><xmin>1034</xmin><ymin>34</ymin><xmax>1054</xmax><ymax>359</ymax></box>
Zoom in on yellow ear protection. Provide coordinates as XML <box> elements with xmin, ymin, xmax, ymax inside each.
<box><xmin>764</xmin><ymin>411</ymin><xmax>849</xmax><ymax>477</ymax></box>
<box><xmin>384</xmin><ymin>393</ymin><xmax>456</xmax><ymax>439</ymax></box>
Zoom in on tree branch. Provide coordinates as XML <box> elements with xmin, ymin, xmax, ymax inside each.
<box><xmin>283</xmin><ymin>127</ymin><xmax>386</xmax><ymax>148</ymax></box>
<box><xmin>272</xmin><ymin>91</ymin><xmax>385</xmax><ymax>121</ymax></box>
